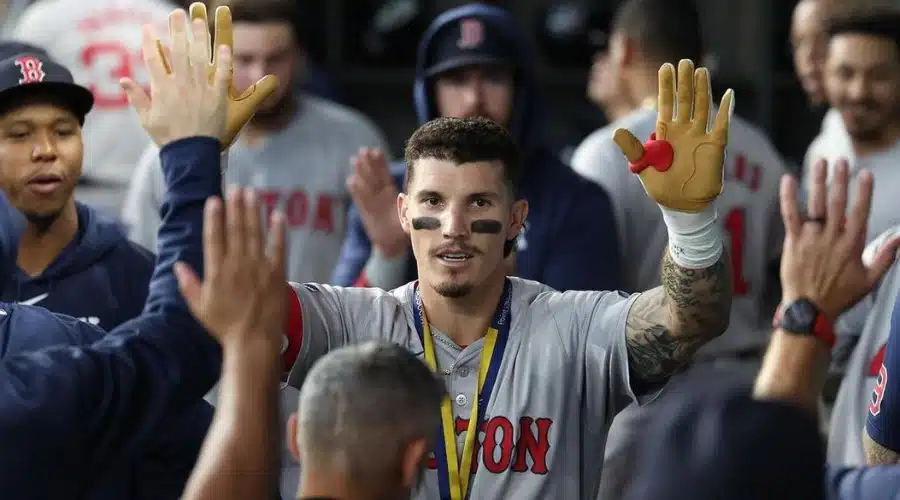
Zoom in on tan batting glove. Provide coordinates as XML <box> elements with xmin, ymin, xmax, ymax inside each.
<box><xmin>148</xmin><ymin>4</ymin><xmax>278</xmax><ymax>148</ymax></box>
<box><xmin>613</xmin><ymin>59</ymin><xmax>734</xmax><ymax>213</ymax></box>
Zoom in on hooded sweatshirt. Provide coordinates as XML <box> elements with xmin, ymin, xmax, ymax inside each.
<box><xmin>331</xmin><ymin>3</ymin><xmax>621</xmax><ymax>291</ymax></box>
<box><xmin>2</xmin><ymin>202</ymin><xmax>154</xmax><ymax>330</ymax></box>
<box><xmin>0</xmin><ymin>138</ymin><xmax>221</xmax><ymax>498</ymax></box>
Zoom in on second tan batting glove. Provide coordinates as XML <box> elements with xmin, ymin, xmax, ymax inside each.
<box><xmin>613</xmin><ymin>59</ymin><xmax>734</xmax><ymax>213</ymax></box>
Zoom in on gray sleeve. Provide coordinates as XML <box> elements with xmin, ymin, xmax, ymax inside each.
<box><xmin>121</xmin><ymin>145</ymin><xmax>165</xmax><ymax>251</ymax></box>
<box><xmin>552</xmin><ymin>290</ymin><xmax>647</xmax><ymax>419</ymax></box>
<box><xmin>285</xmin><ymin>283</ymin><xmax>408</xmax><ymax>388</ymax></box>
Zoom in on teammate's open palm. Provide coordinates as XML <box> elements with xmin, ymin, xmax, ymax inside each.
<box><xmin>175</xmin><ymin>186</ymin><xmax>288</xmax><ymax>353</ymax></box>
<box><xmin>613</xmin><ymin>59</ymin><xmax>735</xmax><ymax>213</ymax></box>
<box><xmin>347</xmin><ymin>148</ymin><xmax>407</xmax><ymax>256</ymax></box>
<box><xmin>121</xmin><ymin>9</ymin><xmax>229</xmax><ymax>147</ymax></box>
<box><xmin>779</xmin><ymin>159</ymin><xmax>900</xmax><ymax>321</ymax></box>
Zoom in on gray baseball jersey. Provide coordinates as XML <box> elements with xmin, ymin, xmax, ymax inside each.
<box><xmin>571</xmin><ymin>107</ymin><xmax>786</xmax><ymax>358</ymax></box>
<box><xmin>121</xmin><ymin>95</ymin><xmax>390</xmax><ymax>283</ymax></box>
<box><xmin>828</xmin><ymin>227</ymin><xmax>900</xmax><ymax>466</ymax></box>
<box><xmin>285</xmin><ymin>277</ymin><xmax>657</xmax><ymax>499</ymax></box>
<box><xmin>11</xmin><ymin>0</ymin><xmax>174</xmax><ymax>186</ymax></box>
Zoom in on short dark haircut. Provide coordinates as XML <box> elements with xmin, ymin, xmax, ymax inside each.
<box><xmin>208</xmin><ymin>0</ymin><xmax>305</xmax><ymax>44</ymax></box>
<box><xmin>612</xmin><ymin>0</ymin><xmax>705</xmax><ymax>65</ymax></box>
<box><xmin>298</xmin><ymin>342</ymin><xmax>446</xmax><ymax>487</ymax></box>
<box><xmin>404</xmin><ymin>117</ymin><xmax>522</xmax><ymax>200</ymax></box>
<box><xmin>824</xmin><ymin>7</ymin><xmax>900</xmax><ymax>49</ymax></box>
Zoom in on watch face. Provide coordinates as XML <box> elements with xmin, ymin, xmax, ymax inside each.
<box><xmin>786</xmin><ymin>300</ymin><xmax>818</xmax><ymax>332</ymax></box>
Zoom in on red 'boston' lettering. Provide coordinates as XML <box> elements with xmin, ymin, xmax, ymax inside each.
<box><xmin>426</xmin><ymin>416</ymin><xmax>553</xmax><ymax>475</ymax></box>
<box><xmin>481</xmin><ymin>416</ymin><xmax>515</xmax><ymax>473</ymax></box>
<box><xmin>257</xmin><ymin>189</ymin><xmax>335</xmax><ymax>232</ymax></box>
<box><xmin>511</xmin><ymin>417</ymin><xmax>552</xmax><ymax>474</ymax></box>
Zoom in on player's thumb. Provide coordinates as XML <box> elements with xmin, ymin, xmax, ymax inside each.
<box><xmin>240</xmin><ymin>74</ymin><xmax>279</xmax><ymax>108</ymax></box>
<box><xmin>866</xmin><ymin>235</ymin><xmax>900</xmax><ymax>285</ymax></box>
<box><xmin>175</xmin><ymin>261</ymin><xmax>204</xmax><ymax>319</ymax></box>
<box><xmin>613</xmin><ymin>128</ymin><xmax>645</xmax><ymax>162</ymax></box>
<box><xmin>120</xmin><ymin>78</ymin><xmax>150</xmax><ymax>117</ymax></box>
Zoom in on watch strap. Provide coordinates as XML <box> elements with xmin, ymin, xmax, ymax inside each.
<box><xmin>773</xmin><ymin>301</ymin><xmax>836</xmax><ymax>349</ymax></box>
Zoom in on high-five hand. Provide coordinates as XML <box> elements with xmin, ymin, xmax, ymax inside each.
<box><xmin>121</xmin><ymin>9</ymin><xmax>229</xmax><ymax>147</ymax></box>
<box><xmin>121</xmin><ymin>4</ymin><xmax>279</xmax><ymax>149</ymax></box>
<box><xmin>175</xmin><ymin>187</ymin><xmax>288</xmax><ymax>353</ymax></box>
<box><xmin>347</xmin><ymin>148</ymin><xmax>407</xmax><ymax>257</ymax></box>
<box><xmin>779</xmin><ymin>159</ymin><xmax>900</xmax><ymax>321</ymax></box>
<box><xmin>613</xmin><ymin>59</ymin><xmax>734</xmax><ymax>212</ymax></box>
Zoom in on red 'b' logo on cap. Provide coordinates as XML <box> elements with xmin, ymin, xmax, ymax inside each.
<box><xmin>15</xmin><ymin>56</ymin><xmax>46</xmax><ymax>84</ymax></box>
<box><xmin>457</xmin><ymin>18</ymin><xmax>484</xmax><ymax>50</ymax></box>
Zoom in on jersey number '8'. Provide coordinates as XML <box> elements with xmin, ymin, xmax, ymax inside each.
<box><xmin>80</xmin><ymin>41</ymin><xmax>147</xmax><ymax>109</ymax></box>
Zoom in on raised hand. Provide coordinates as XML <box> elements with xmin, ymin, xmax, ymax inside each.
<box><xmin>175</xmin><ymin>186</ymin><xmax>288</xmax><ymax>353</ymax></box>
<box><xmin>187</xmin><ymin>2</ymin><xmax>279</xmax><ymax>147</ymax></box>
<box><xmin>779</xmin><ymin>159</ymin><xmax>900</xmax><ymax>321</ymax></box>
<box><xmin>613</xmin><ymin>59</ymin><xmax>734</xmax><ymax>213</ymax></box>
<box><xmin>346</xmin><ymin>148</ymin><xmax>408</xmax><ymax>257</ymax></box>
<box><xmin>121</xmin><ymin>4</ymin><xmax>279</xmax><ymax>149</ymax></box>
<box><xmin>122</xmin><ymin>9</ymin><xmax>230</xmax><ymax>147</ymax></box>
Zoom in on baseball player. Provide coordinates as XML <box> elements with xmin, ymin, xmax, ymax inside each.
<box><xmin>569</xmin><ymin>2</ymin><xmax>784</xmax><ymax>494</ymax></box>
<box><xmin>573</xmin><ymin>0</ymin><xmax>785</xmax><ymax>332</ymax></box>
<box><xmin>122</xmin><ymin>0</ymin><xmax>391</xmax><ymax>284</ymax></box>
<box><xmin>805</xmin><ymin>8</ymin><xmax>900</xmax><ymax>243</ymax></box>
<box><xmin>0</xmin><ymin>6</ymin><xmax>279</xmax><ymax>496</ymax></box>
<box><xmin>9</xmin><ymin>0</ymin><xmax>178</xmax><ymax>214</ymax></box>
<box><xmin>270</xmin><ymin>54</ymin><xmax>736</xmax><ymax>498</ymax></box>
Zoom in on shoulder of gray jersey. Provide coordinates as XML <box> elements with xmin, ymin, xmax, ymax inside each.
<box><xmin>299</xmin><ymin>94</ymin><xmax>391</xmax><ymax>152</ymax></box>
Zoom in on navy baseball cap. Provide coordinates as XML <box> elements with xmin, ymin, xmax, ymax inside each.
<box><xmin>0</xmin><ymin>52</ymin><xmax>93</xmax><ymax>123</ymax></box>
<box><xmin>0</xmin><ymin>41</ymin><xmax>48</xmax><ymax>61</ymax></box>
<box><xmin>424</xmin><ymin>15</ymin><xmax>517</xmax><ymax>77</ymax></box>
<box><xmin>624</xmin><ymin>384</ymin><xmax>826</xmax><ymax>500</ymax></box>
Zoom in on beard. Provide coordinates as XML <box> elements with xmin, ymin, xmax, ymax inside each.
<box><xmin>434</xmin><ymin>281</ymin><xmax>474</xmax><ymax>298</ymax></box>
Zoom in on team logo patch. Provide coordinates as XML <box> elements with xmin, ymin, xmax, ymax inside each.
<box><xmin>457</xmin><ymin>18</ymin><xmax>484</xmax><ymax>50</ymax></box>
<box><xmin>14</xmin><ymin>56</ymin><xmax>46</xmax><ymax>84</ymax></box>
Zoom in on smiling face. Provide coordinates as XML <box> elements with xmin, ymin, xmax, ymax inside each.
<box><xmin>399</xmin><ymin>157</ymin><xmax>526</xmax><ymax>298</ymax></box>
<box><xmin>0</xmin><ymin>99</ymin><xmax>82</xmax><ymax>228</ymax></box>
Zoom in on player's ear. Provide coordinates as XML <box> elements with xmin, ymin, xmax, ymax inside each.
<box><xmin>615</xmin><ymin>33</ymin><xmax>636</xmax><ymax>68</ymax></box>
<box><xmin>401</xmin><ymin>438</ymin><xmax>428</xmax><ymax>488</ymax></box>
<box><xmin>507</xmin><ymin>199</ymin><xmax>528</xmax><ymax>241</ymax></box>
<box><xmin>398</xmin><ymin>193</ymin><xmax>411</xmax><ymax>236</ymax></box>
<box><xmin>286</xmin><ymin>412</ymin><xmax>300</xmax><ymax>462</ymax></box>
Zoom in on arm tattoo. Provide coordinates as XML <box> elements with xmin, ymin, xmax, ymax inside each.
<box><xmin>626</xmin><ymin>248</ymin><xmax>732</xmax><ymax>388</ymax></box>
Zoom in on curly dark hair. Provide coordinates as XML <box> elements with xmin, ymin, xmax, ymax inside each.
<box><xmin>404</xmin><ymin>117</ymin><xmax>522</xmax><ymax>200</ymax></box>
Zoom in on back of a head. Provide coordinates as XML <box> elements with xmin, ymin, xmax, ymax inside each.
<box><xmin>624</xmin><ymin>384</ymin><xmax>826</xmax><ymax>500</ymax></box>
<box><xmin>297</xmin><ymin>342</ymin><xmax>446</xmax><ymax>494</ymax></box>
<box><xmin>612</xmin><ymin>0</ymin><xmax>705</xmax><ymax>65</ymax></box>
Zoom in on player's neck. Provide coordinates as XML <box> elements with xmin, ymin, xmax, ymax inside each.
<box><xmin>420</xmin><ymin>272</ymin><xmax>507</xmax><ymax>347</ymax></box>
<box><xmin>17</xmin><ymin>200</ymin><xmax>78</xmax><ymax>277</ymax></box>
<box><xmin>851</xmin><ymin>123</ymin><xmax>900</xmax><ymax>158</ymax></box>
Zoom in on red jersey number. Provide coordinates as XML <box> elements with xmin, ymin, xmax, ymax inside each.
<box><xmin>724</xmin><ymin>207</ymin><xmax>749</xmax><ymax>296</ymax></box>
<box><xmin>80</xmin><ymin>41</ymin><xmax>144</xmax><ymax>109</ymax></box>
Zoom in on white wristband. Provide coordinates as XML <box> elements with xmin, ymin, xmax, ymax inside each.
<box><xmin>660</xmin><ymin>203</ymin><xmax>724</xmax><ymax>269</ymax></box>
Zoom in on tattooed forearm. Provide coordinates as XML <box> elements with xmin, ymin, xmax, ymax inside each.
<box><xmin>626</xmin><ymin>248</ymin><xmax>732</xmax><ymax>387</ymax></box>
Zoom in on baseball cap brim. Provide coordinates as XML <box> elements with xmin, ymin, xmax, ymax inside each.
<box><xmin>424</xmin><ymin>55</ymin><xmax>512</xmax><ymax>77</ymax></box>
<box><xmin>0</xmin><ymin>81</ymin><xmax>94</xmax><ymax>121</ymax></box>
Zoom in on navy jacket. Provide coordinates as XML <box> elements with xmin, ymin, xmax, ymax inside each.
<box><xmin>2</xmin><ymin>202</ymin><xmax>153</xmax><ymax>330</ymax></box>
<box><xmin>0</xmin><ymin>138</ymin><xmax>222</xmax><ymax>498</ymax></box>
<box><xmin>331</xmin><ymin>3</ymin><xmax>621</xmax><ymax>292</ymax></box>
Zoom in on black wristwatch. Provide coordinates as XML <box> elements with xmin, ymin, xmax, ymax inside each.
<box><xmin>773</xmin><ymin>299</ymin><xmax>835</xmax><ymax>348</ymax></box>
